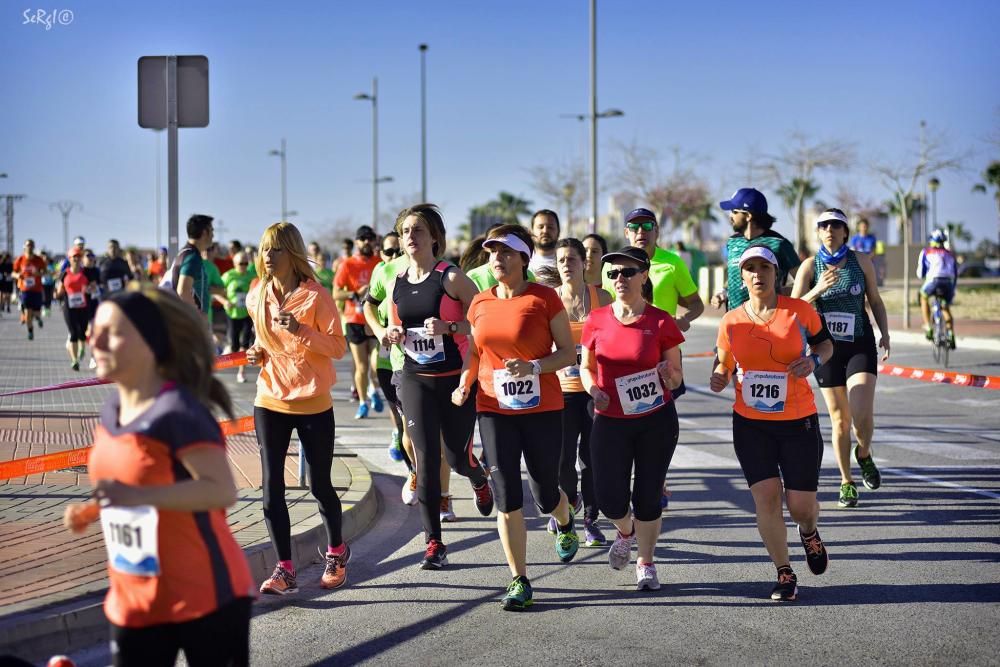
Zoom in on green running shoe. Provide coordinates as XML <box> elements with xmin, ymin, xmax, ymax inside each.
<box><xmin>854</xmin><ymin>446</ymin><xmax>882</xmax><ymax>490</ymax></box>
<box><xmin>838</xmin><ymin>482</ymin><xmax>859</xmax><ymax>508</ymax></box>
<box><xmin>501</xmin><ymin>576</ymin><xmax>533</xmax><ymax>611</ymax></box>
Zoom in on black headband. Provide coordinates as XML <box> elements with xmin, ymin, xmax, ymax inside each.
<box><xmin>104</xmin><ymin>291</ymin><xmax>171</xmax><ymax>363</ymax></box>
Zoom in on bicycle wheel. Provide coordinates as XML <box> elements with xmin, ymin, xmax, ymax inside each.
<box><xmin>931</xmin><ymin>315</ymin><xmax>942</xmax><ymax>364</ymax></box>
<box><xmin>933</xmin><ymin>307</ymin><xmax>948</xmax><ymax>367</ymax></box>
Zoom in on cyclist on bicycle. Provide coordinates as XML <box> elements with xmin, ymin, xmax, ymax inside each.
<box><xmin>917</xmin><ymin>229</ymin><xmax>958</xmax><ymax>350</ymax></box>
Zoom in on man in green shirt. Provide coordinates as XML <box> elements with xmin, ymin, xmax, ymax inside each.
<box><xmin>174</xmin><ymin>214</ymin><xmax>214</xmax><ymax>316</ymax></box>
<box><xmin>221</xmin><ymin>251</ymin><xmax>256</xmax><ymax>382</ymax></box>
<box><xmin>309</xmin><ymin>241</ymin><xmax>335</xmax><ymax>292</ymax></box>
<box><xmin>712</xmin><ymin>188</ymin><xmax>801</xmax><ymax>311</ymax></box>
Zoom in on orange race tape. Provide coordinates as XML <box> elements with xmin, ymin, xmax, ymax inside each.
<box><xmin>0</xmin><ymin>414</ymin><xmax>257</xmax><ymax>481</ymax></box>
<box><xmin>877</xmin><ymin>363</ymin><xmax>1000</xmax><ymax>390</ymax></box>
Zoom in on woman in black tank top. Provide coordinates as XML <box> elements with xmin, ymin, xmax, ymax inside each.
<box><xmin>385</xmin><ymin>204</ymin><xmax>494</xmax><ymax>570</ymax></box>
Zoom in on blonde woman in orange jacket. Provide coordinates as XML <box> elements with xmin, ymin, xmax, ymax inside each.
<box><xmin>245</xmin><ymin>222</ymin><xmax>350</xmax><ymax>596</ymax></box>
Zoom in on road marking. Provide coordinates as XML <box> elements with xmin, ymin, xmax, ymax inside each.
<box><xmin>884</xmin><ymin>467</ymin><xmax>1000</xmax><ymax>500</ymax></box>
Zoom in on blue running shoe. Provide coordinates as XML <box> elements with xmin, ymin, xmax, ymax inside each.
<box><xmin>554</xmin><ymin>514</ymin><xmax>579</xmax><ymax>563</ymax></box>
<box><xmin>388</xmin><ymin>429</ymin><xmax>404</xmax><ymax>461</ymax></box>
<box><xmin>501</xmin><ymin>576</ymin><xmax>533</xmax><ymax>611</ymax></box>
<box><xmin>354</xmin><ymin>402</ymin><xmax>369</xmax><ymax>420</ymax></box>
<box><xmin>370</xmin><ymin>390</ymin><xmax>384</xmax><ymax>413</ymax></box>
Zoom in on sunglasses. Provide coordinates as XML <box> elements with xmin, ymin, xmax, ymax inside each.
<box><xmin>381</xmin><ymin>247</ymin><xmax>401</xmax><ymax>257</ymax></box>
<box><xmin>625</xmin><ymin>221</ymin><xmax>656</xmax><ymax>232</ymax></box>
<box><xmin>817</xmin><ymin>221</ymin><xmax>846</xmax><ymax>229</ymax></box>
<box><xmin>238</xmin><ymin>262</ymin><xmax>249</xmax><ymax>266</ymax></box>
<box><xmin>606</xmin><ymin>267</ymin><xmax>642</xmax><ymax>280</ymax></box>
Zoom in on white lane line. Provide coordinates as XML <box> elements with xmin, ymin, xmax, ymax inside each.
<box><xmin>884</xmin><ymin>467</ymin><xmax>1000</xmax><ymax>500</ymax></box>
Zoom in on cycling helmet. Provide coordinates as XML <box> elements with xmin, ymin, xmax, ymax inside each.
<box><xmin>929</xmin><ymin>229</ymin><xmax>947</xmax><ymax>245</ymax></box>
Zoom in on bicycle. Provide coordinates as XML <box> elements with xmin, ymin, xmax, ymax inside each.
<box><xmin>929</xmin><ymin>288</ymin><xmax>950</xmax><ymax>368</ymax></box>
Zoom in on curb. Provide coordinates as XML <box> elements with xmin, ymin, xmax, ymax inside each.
<box><xmin>0</xmin><ymin>451</ymin><xmax>378</xmax><ymax>663</ymax></box>
<box><xmin>689</xmin><ymin>316</ymin><xmax>1000</xmax><ymax>352</ymax></box>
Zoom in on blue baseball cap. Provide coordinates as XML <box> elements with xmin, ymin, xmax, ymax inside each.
<box><xmin>624</xmin><ymin>208</ymin><xmax>658</xmax><ymax>224</ymax></box>
<box><xmin>720</xmin><ymin>188</ymin><xmax>770</xmax><ymax>214</ymax></box>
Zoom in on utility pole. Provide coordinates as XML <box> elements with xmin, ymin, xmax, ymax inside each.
<box><xmin>51</xmin><ymin>200</ymin><xmax>82</xmax><ymax>251</ymax></box>
<box><xmin>1</xmin><ymin>195</ymin><xmax>25</xmax><ymax>256</ymax></box>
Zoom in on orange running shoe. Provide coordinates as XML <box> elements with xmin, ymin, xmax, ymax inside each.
<box><xmin>320</xmin><ymin>544</ymin><xmax>351</xmax><ymax>589</ymax></box>
<box><xmin>260</xmin><ymin>564</ymin><xmax>298</xmax><ymax>595</ymax></box>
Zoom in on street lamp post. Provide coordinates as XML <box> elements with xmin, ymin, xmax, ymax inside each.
<box><xmin>268</xmin><ymin>138</ymin><xmax>288</xmax><ymax>221</ymax></box>
<box><xmin>419</xmin><ymin>44</ymin><xmax>428</xmax><ymax>202</ymax></box>
<box><xmin>354</xmin><ymin>78</ymin><xmax>382</xmax><ymax>229</ymax></box>
<box><xmin>560</xmin><ymin>109</ymin><xmax>624</xmax><ymax>234</ymax></box>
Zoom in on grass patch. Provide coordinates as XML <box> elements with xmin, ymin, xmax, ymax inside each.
<box><xmin>878</xmin><ymin>285</ymin><xmax>1000</xmax><ymax>321</ymax></box>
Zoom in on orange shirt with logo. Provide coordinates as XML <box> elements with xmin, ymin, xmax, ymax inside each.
<box><xmin>334</xmin><ymin>253</ymin><xmax>381</xmax><ymax>325</ymax></box>
<box><xmin>468</xmin><ymin>282</ymin><xmax>566</xmax><ymax>415</ymax></box>
<box><xmin>716</xmin><ymin>295</ymin><xmax>826</xmax><ymax>421</ymax></box>
<box><xmin>14</xmin><ymin>255</ymin><xmax>47</xmax><ymax>292</ymax></box>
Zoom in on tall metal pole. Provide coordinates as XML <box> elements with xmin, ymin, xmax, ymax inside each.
<box><xmin>588</xmin><ymin>0</ymin><xmax>598</xmax><ymax>235</ymax></box>
<box><xmin>155</xmin><ymin>129</ymin><xmax>163</xmax><ymax>248</ymax></box>
<box><xmin>280</xmin><ymin>137</ymin><xmax>287</xmax><ymax>221</ymax></box>
<box><xmin>372</xmin><ymin>77</ymin><xmax>379</xmax><ymax>229</ymax></box>
<box><xmin>167</xmin><ymin>56</ymin><xmax>179</xmax><ymax>259</ymax></box>
<box><xmin>419</xmin><ymin>45</ymin><xmax>428</xmax><ymax>202</ymax></box>
<box><xmin>51</xmin><ymin>201</ymin><xmax>81</xmax><ymax>251</ymax></box>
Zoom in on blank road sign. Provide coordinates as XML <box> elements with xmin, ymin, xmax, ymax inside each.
<box><xmin>138</xmin><ymin>55</ymin><xmax>209</xmax><ymax>129</ymax></box>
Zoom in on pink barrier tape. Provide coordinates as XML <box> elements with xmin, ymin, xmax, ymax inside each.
<box><xmin>877</xmin><ymin>363</ymin><xmax>1000</xmax><ymax>390</ymax></box>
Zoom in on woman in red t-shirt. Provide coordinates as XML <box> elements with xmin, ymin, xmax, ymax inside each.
<box><xmin>580</xmin><ymin>246</ymin><xmax>684</xmax><ymax>592</ymax></box>
<box><xmin>63</xmin><ymin>285</ymin><xmax>253</xmax><ymax>666</ymax></box>
<box><xmin>54</xmin><ymin>247</ymin><xmax>93</xmax><ymax>370</ymax></box>
<box><xmin>453</xmin><ymin>224</ymin><xmax>577</xmax><ymax>612</ymax></box>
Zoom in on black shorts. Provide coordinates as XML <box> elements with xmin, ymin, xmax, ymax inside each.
<box><xmin>732</xmin><ymin>412</ymin><xmax>823</xmax><ymax>492</ymax></box>
<box><xmin>63</xmin><ymin>307</ymin><xmax>90</xmax><ymax>342</ymax></box>
<box><xmin>228</xmin><ymin>316</ymin><xmax>254</xmax><ymax>352</ymax></box>
<box><xmin>814</xmin><ymin>334</ymin><xmax>878</xmax><ymax>388</ymax></box>
<box><xmin>478</xmin><ymin>410</ymin><xmax>562</xmax><ymax>515</ymax></box>
<box><xmin>345</xmin><ymin>322</ymin><xmax>376</xmax><ymax>345</ymax></box>
<box><xmin>20</xmin><ymin>291</ymin><xmax>42</xmax><ymax>312</ymax></box>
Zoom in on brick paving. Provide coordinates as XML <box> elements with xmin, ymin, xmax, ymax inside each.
<box><xmin>0</xmin><ymin>306</ymin><xmax>375</xmax><ymax>622</ymax></box>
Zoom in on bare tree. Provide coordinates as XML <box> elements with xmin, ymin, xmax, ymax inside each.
<box><xmin>526</xmin><ymin>162</ymin><xmax>588</xmax><ymax>237</ymax></box>
<box><xmin>872</xmin><ymin>122</ymin><xmax>969</xmax><ymax>327</ymax></box>
<box><xmin>758</xmin><ymin>133</ymin><xmax>856</xmax><ymax>254</ymax></box>
<box><xmin>832</xmin><ymin>181</ymin><xmax>884</xmax><ymax>221</ymax></box>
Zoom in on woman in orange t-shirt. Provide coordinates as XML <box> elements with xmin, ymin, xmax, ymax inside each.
<box><xmin>245</xmin><ymin>222</ymin><xmax>350</xmax><ymax>596</ymax></box>
<box><xmin>63</xmin><ymin>284</ymin><xmax>253</xmax><ymax>666</ymax></box>
<box><xmin>711</xmin><ymin>244</ymin><xmax>834</xmax><ymax>602</ymax></box>
<box><xmin>453</xmin><ymin>224</ymin><xmax>577</xmax><ymax>612</ymax></box>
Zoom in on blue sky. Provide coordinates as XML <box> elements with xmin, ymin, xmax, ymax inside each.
<box><xmin>2</xmin><ymin>0</ymin><xmax>998</xmax><ymax>254</ymax></box>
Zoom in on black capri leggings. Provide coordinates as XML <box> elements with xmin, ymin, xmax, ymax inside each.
<box><xmin>478</xmin><ymin>410</ymin><xmax>562</xmax><ymax>515</ymax></box>
<box><xmin>590</xmin><ymin>401</ymin><xmax>679</xmax><ymax>522</ymax></box>
<box><xmin>254</xmin><ymin>406</ymin><xmax>343</xmax><ymax>559</ymax></box>
<box><xmin>561</xmin><ymin>391</ymin><xmax>596</xmax><ymax>520</ymax></box>
<box><xmin>63</xmin><ymin>306</ymin><xmax>89</xmax><ymax>342</ymax></box>
<box><xmin>228</xmin><ymin>316</ymin><xmax>254</xmax><ymax>352</ymax></box>
<box><xmin>110</xmin><ymin>597</ymin><xmax>252</xmax><ymax>667</ymax></box>
<box><xmin>398</xmin><ymin>373</ymin><xmax>486</xmax><ymax>542</ymax></box>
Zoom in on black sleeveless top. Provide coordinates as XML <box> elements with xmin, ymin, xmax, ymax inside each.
<box><xmin>393</xmin><ymin>261</ymin><xmax>463</xmax><ymax>374</ymax></box>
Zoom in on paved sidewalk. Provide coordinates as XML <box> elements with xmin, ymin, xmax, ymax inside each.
<box><xmin>0</xmin><ymin>307</ymin><xmax>379</xmax><ymax>660</ymax></box>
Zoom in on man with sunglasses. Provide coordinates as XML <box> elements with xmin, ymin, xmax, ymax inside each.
<box><xmin>713</xmin><ymin>188</ymin><xmax>800</xmax><ymax>312</ymax></box>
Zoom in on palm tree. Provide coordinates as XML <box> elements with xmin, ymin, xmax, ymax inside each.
<box><xmin>490</xmin><ymin>192</ymin><xmax>533</xmax><ymax>225</ymax></box>
<box><xmin>972</xmin><ymin>161</ymin><xmax>1000</xmax><ymax>260</ymax></box>
<box><xmin>776</xmin><ymin>178</ymin><xmax>820</xmax><ymax>254</ymax></box>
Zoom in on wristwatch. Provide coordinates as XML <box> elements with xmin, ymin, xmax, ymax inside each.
<box><xmin>448</xmin><ymin>321</ymin><xmax>459</xmax><ymax>334</ymax></box>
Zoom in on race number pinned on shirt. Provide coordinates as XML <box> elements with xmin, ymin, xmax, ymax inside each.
<box><xmin>23</xmin><ymin>277</ymin><xmax>35</xmax><ymax>289</ymax></box>
<box><xmin>741</xmin><ymin>370</ymin><xmax>788</xmax><ymax>414</ymax></box>
<box><xmin>100</xmin><ymin>505</ymin><xmax>160</xmax><ymax>577</ymax></box>
<box><xmin>106</xmin><ymin>277</ymin><xmax>124</xmax><ymax>292</ymax></box>
<box><xmin>234</xmin><ymin>292</ymin><xmax>247</xmax><ymax>310</ymax></box>
<box><xmin>403</xmin><ymin>327</ymin><xmax>445</xmax><ymax>364</ymax></box>
<box><xmin>493</xmin><ymin>369</ymin><xmax>540</xmax><ymax>410</ymax></box>
<box><xmin>614</xmin><ymin>368</ymin><xmax>664</xmax><ymax>416</ymax></box>
<box><xmin>562</xmin><ymin>344</ymin><xmax>583</xmax><ymax>378</ymax></box>
<box><xmin>378</xmin><ymin>342</ymin><xmax>391</xmax><ymax>360</ymax></box>
<box><xmin>824</xmin><ymin>312</ymin><xmax>855</xmax><ymax>342</ymax></box>
<box><xmin>67</xmin><ymin>291</ymin><xmax>86</xmax><ymax>309</ymax></box>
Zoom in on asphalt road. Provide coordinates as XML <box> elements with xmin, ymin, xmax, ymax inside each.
<box><xmin>68</xmin><ymin>323</ymin><xmax>1000</xmax><ymax>666</ymax></box>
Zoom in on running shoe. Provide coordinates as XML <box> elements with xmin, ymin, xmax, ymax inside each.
<box><xmin>36</xmin><ymin>317</ymin><xmax>43</xmax><ymax>329</ymax></box>
<box><xmin>771</xmin><ymin>567</ymin><xmax>798</xmax><ymax>602</ymax></box>
<box><xmin>501</xmin><ymin>576</ymin><xmax>533</xmax><ymax>611</ymax></box>
<box><xmin>854</xmin><ymin>445</ymin><xmax>882</xmax><ymax>490</ymax></box>
<box><xmin>555</xmin><ymin>519</ymin><xmax>579</xmax><ymax>564</ymax></box>
<box><xmin>472</xmin><ymin>479</ymin><xmax>494</xmax><ymax>516</ymax></box>
<box><xmin>440</xmin><ymin>495</ymin><xmax>457</xmax><ymax>522</ymax></box>
<box><xmin>583</xmin><ymin>518</ymin><xmax>607</xmax><ymax>547</ymax></box>
<box><xmin>260</xmin><ymin>564</ymin><xmax>298</xmax><ymax>595</ymax></box>
<box><xmin>370</xmin><ymin>389</ymin><xmax>384</xmax><ymax>413</ymax></box>
<box><xmin>71</xmin><ymin>361</ymin><xmax>79</xmax><ymax>372</ymax></box>
<box><xmin>350</xmin><ymin>386</ymin><xmax>359</xmax><ymax>402</ymax></box>
<box><xmin>387</xmin><ymin>430</ymin><xmax>404</xmax><ymax>462</ymax></box>
<box><xmin>608</xmin><ymin>528</ymin><xmax>635</xmax><ymax>570</ymax></box>
<box><xmin>319</xmin><ymin>544</ymin><xmax>351</xmax><ymax>589</ymax></box>
<box><xmin>636</xmin><ymin>562</ymin><xmax>660</xmax><ymax>591</ymax></box>
<box><xmin>354</xmin><ymin>402</ymin><xmax>369</xmax><ymax>420</ymax></box>
<box><xmin>88</xmin><ymin>357</ymin><xmax>97</xmax><ymax>370</ymax></box>
<box><xmin>798</xmin><ymin>527</ymin><xmax>829</xmax><ymax>575</ymax></box>
<box><xmin>27</xmin><ymin>329</ymin><xmax>33</xmax><ymax>341</ymax></box>
<box><xmin>421</xmin><ymin>539</ymin><xmax>448</xmax><ymax>570</ymax></box>
<box><xmin>838</xmin><ymin>482</ymin><xmax>859</xmax><ymax>508</ymax></box>
<box><xmin>546</xmin><ymin>516</ymin><xmax>558</xmax><ymax>535</ymax></box>
<box><xmin>402</xmin><ymin>472</ymin><xmax>418</xmax><ymax>505</ymax></box>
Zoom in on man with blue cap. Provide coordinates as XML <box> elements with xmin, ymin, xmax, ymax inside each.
<box><xmin>711</xmin><ymin>188</ymin><xmax>800</xmax><ymax>311</ymax></box>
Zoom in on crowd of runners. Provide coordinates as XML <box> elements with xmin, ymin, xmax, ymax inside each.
<box><xmin>28</xmin><ymin>186</ymin><xmax>970</xmax><ymax>664</ymax></box>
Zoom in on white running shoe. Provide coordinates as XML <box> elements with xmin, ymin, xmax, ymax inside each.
<box><xmin>608</xmin><ymin>528</ymin><xmax>635</xmax><ymax>570</ymax></box>
<box><xmin>439</xmin><ymin>495</ymin><xmax>456</xmax><ymax>522</ymax></box>
<box><xmin>401</xmin><ymin>472</ymin><xmax>418</xmax><ymax>506</ymax></box>
<box><xmin>636</xmin><ymin>562</ymin><xmax>660</xmax><ymax>591</ymax></box>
